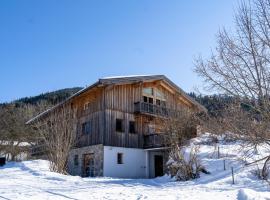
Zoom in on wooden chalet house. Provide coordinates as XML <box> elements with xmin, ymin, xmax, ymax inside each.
<box><xmin>27</xmin><ymin>75</ymin><xmax>206</xmax><ymax>178</ymax></box>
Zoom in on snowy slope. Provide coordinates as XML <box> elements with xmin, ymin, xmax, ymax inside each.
<box><xmin>0</xmin><ymin>134</ymin><xmax>270</xmax><ymax>200</ymax></box>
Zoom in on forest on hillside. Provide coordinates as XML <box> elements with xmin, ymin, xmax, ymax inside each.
<box><xmin>0</xmin><ymin>87</ymin><xmax>82</xmax><ymax>160</ymax></box>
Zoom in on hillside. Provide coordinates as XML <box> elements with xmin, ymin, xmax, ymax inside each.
<box><xmin>14</xmin><ymin>87</ymin><xmax>83</xmax><ymax>105</ymax></box>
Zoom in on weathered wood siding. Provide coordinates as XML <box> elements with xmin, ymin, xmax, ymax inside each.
<box><xmin>73</xmin><ymin>80</ymin><xmax>197</xmax><ymax>148</ymax></box>
<box><xmin>103</xmin><ymin>83</ymin><xmax>143</xmax><ymax>148</ymax></box>
<box><xmin>73</xmin><ymin>88</ymin><xmax>104</xmax><ymax>147</ymax></box>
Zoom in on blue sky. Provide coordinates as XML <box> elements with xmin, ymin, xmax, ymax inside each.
<box><xmin>0</xmin><ymin>0</ymin><xmax>237</xmax><ymax>103</ymax></box>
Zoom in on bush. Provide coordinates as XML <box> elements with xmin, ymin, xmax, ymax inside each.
<box><xmin>167</xmin><ymin>146</ymin><xmax>209</xmax><ymax>181</ymax></box>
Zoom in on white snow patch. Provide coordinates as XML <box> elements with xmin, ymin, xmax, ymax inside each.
<box><xmin>237</xmin><ymin>189</ymin><xmax>269</xmax><ymax>200</ymax></box>
<box><xmin>0</xmin><ymin>134</ymin><xmax>270</xmax><ymax>199</ymax></box>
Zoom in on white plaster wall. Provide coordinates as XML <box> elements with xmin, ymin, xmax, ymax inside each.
<box><xmin>103</xmin><ymin>146</ymin><xmax>147</xmax><ymax>178</ymax></box>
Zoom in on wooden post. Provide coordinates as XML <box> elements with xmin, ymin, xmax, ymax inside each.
<box><xmin>223</xmin><ymin>159</ymin><xmax>226</xmax><ymax>171</ymax></box>
<box><xmin>231</xmin><ymin>167</ymin><xmax>235</xmax><ymax>184</ymax></box>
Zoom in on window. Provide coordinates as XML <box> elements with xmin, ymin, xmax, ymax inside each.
<box><xmin>156</xmin><ymin>99</ymin><xmax>166</xmax><ymax>107</ymax></box>
<box><xmin>143</xmin><ymin>88</ymin><xmax>166</xmax><ymax>107</ymax></box>
<box><xmin>143</xmin><ymin>96</ymin><xmax>153</xmax><ymax>104</ymax></box>
<box><xmin>84</xmin><ymin>102</ymin><xmax>90</xmax><ymax>110</ymax></box>
<box><xmin>143</xmin><ymin>87</ymin><xmax>154</xmax><ymax>96</ymax></box>
<box><xmin>129</xmin><ymin>121</ymin><xmax>136</xmax><ymax>133</ymax></box>
<box><xmin>82</xmin><ymin>122</ymin><xmax>91</xmax><ymax>135</ymax></box>
<box><xmin>74</xmin><ymin>155</ymin><xmax>79</xmax><ymax>166</ymax></box>
<box><xmin>155</xmin><ymin>89</ymin><xmax>165</xmax><ymax>99</ymax></box>
<box><xmin>148</xmin><ymin>124</ymin><xmax>155</xmax><ymax>134</ymax></box>
<box><xmin>117</xmin><ymin>153</ymin><xmax>123</xmax><ymax>164</ymax></box>
<box><xmin>143</xmin><ymin>96</ymin><xmax>148</xmax><ymax>103</ymax></box>
<box><xmin>116</xmin><ymin>119</ymin><xmax>124</xmax><ymax>132</ymax></box>
<box><xmin>160</xmin><ymin>100</ymin><xmax>166</xmax><ymax>107</ymax></box>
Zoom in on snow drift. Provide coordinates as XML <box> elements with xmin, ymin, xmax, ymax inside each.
<box><xmin>0</xmin><ymin>134</ymin><xmax>269</xmax><ymax>200</ymax></box>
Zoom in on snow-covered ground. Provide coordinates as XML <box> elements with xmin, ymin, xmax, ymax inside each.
<box><xmin>0</xmin><ymin>134</ymin><xmax>270</xmax><ymax>200</ymax></box>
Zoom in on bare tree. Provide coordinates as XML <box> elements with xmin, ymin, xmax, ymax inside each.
<box><xmin>0</xmin><ymin>103</ymin><xmax>37</xmax><ymax>160</ymax></box>
<box><xmin>159</xmin><ymin>107</ymin><xmax>205</xmax><ymax>180</ymax></box>
<box><xmin>194</xmin><ymin>0</ymin><xmax>270</xmax><ymax>180</ymax></box>
<box><xmin>162</xmin><ymin>107</ymin><xmax>198</xmax><ymax>149</ymax></box>
<box><xmin>34</xmin><ymin>104</ymin><xmax>77</xmax><ymax>174</ymax></box>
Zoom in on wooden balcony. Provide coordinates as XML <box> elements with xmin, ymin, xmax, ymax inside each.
<box><xmin>134</xmin><ymin>102</ymin><xmax>178</xmax><ymax>117</ymax></box>
<box><xmin>143</xmin><ymin>134</ymin><xmax>165</xmax><ymax>149</ymax></box>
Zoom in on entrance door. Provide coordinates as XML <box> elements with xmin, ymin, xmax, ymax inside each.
<box><xmin>83</xmin><ymin>153</ymin><xmax>94</xmax><ymax>177</ymax></box>
<box><xmin>154</xmin><ymin>155</ymin><xmax>163</xmax><ymax>177</ymax></box>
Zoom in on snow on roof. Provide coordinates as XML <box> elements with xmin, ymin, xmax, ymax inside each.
<box><xmin>0</xmin><ymin>141</ymin><xmax>31</xmax><ymax>147</ymax></box>
<box><xmin>101</xmin><ymin>75</ymin><xmax>159</xmax><ymax>79</ymax></box>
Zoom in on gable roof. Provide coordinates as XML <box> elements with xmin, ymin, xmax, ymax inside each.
<box><xmin>26</xmin><ymin>75</ymin><xmax>206</xmax><ymax>124</ymax></box>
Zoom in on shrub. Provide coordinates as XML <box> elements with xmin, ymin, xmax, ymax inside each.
<box><xmin>167</xmin><ymin>146</ymin><xmax>209</xmax><ymax>181</ymax></box>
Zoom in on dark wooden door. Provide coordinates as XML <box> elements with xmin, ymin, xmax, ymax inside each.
<box><xmin>83</xmin><ymin>154</ymin><xmax>94</xmax><ymax>177</ymax></box>
<box><xmin>154</xmin><ymin>155</ymin><xmax>163</xmax><ymax>177</ymax></box>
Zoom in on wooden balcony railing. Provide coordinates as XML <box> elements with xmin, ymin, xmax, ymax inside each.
<box><xmin>143</xmin><ymin>134</ymin><xmax>165</xmax><ymax>148</ymax></box>
<box><xmin>134</xmin><ymin>102</ymin><xmax>178</xmax><ymax>117</ymax></box>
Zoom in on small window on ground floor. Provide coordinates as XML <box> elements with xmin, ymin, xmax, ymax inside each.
<box><xmin>117</xmin><ymin>153</ymin><xmax>123</xmax><ymax>164</ymax></box>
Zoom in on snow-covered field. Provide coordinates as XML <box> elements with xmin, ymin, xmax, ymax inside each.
<box><xmin>0</xmin><ymin>134</ymin><xmax>270</xmax><ymax>200</ymax></box>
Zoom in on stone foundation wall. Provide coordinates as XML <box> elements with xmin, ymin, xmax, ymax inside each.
<box><xmin>68</xmin><ymin>144</ymin><xmax>104</xmax><ymax>177</ymax></box>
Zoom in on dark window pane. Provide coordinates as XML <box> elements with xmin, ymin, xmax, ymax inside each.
<box><xmin>117</xmin><ymin>153</ymin><xmax>123</xmax><ymax>164</ymax></box>
<box><xmin>156</xmin><ymin>99</ymin><xmax>161</xmax><ymax>106</ymax></box>
<box><xmin>129</xmin><ymin>121</ymin><xmax>136</xmax><ymax>133</ymax></box>
<box><xmin>82</xmin><ymin>122</ymin><xmax>91</xmax><ymax>135</ymax></box>
<box><xmin>116</xmin><ymin>119</ymin><xmax>124</xmax><ymax>132</ymax></box>
<box><xmin>143</xmin><ymin>96</ymin><xmax>148</xmax><ymax>103</ymax></box>
<box><xmin>74</xmin><ymin>155</ymin><xmax>79</xmax><ymax>166</ymax></box>
<box><xmin>149</xmin><ymin>97</ymin><xmax>153</xmax><ymax>104</ymax></box>
<box><xmin>82</xmin><ymin>123</ymin><xmax>86</xmax><ymax>134</ymax></box>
